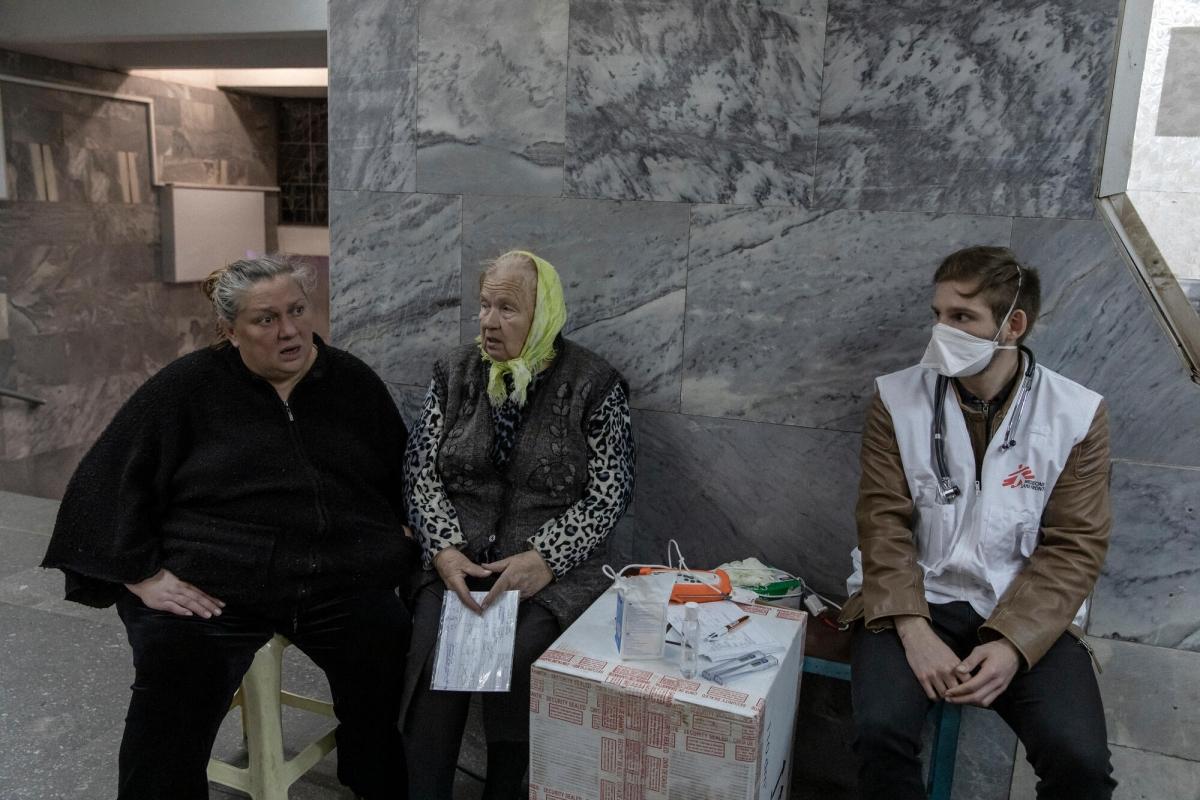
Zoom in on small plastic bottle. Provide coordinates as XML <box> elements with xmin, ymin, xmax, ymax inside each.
<box><xmin>680</xmin><ymin>601</ymin><xmax>700</xmax><ymax>679</ymax></box>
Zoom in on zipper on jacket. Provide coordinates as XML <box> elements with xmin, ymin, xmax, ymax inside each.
<box><xmin>280</xmin><ymin>394</ymin><xmax>331</xmax><ymax>539</ymax></box>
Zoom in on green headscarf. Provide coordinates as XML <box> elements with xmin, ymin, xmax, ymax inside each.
<box><xmin>477</xmin><ymin>250</ymin><xmax>567</xmax><ymax>407</ymax></box>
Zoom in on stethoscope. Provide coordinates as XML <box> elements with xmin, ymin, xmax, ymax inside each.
<box><xmin>932</xmin><ymin>344</ymin><xmax>1036</xmax><ymax>504</ymax></box>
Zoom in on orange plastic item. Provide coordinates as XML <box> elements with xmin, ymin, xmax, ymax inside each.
<box><xmin>634</xmin><ymin>567</ymin><xmax>732</xmax><ymax>603</ymax></box>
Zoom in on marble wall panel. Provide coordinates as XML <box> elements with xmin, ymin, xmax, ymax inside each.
<box><xmin>632</xmin><ymin>410</ymin><xmax>861</xmax><ymax>597</ymax></box>
<box><xmin>0</xmin><ymin>50</ymin><xmax>276</xmax><ymax>498</ymax></box>
<box><xmin>327</xmin><ymin>0</ymin><xmax>417</xmax><ymax>193</ymax></box>
<box><xmin>2</xmin><ymin>205</ymin><xmax>161</xmax><ymax>336</ymax></box>
<box><xmin>682</xmin><ymin>206</ymin><xmax>1012</xmax><ymax>430</ymax></box>
<box><xmin>1182</xmin><ymin>278</ymin><xmax>1200</xmax><ymax>315</ymax></box>
<box><xmin>0</xmin><ymin>443</ymin><xmax>90</xmax><ymax>501</ymax></box>
<box><xmin>1156</xmin><ymin>27</ymin><xmax>1200</xmax><ymax>137</ymax></box>
<box><xmin>329</xmin><ymin>191</ymin><xmax>461</xmax><ymax>386</ymax></box>
<box><xmin>816</xmin><ymin>0</ymin><xmax>1118</xmax><ymax>218</ymax></box>
<box><xmin>1089</xmin><ymin>461</ymin><xmax>1200</xmax><ymax>651</ymax></box>
<box><xmin>0</xmin><ymin>372</ymin><xmax>144</xmax><ymax>461</ymax></box>
<box><xmin>458</xmin><ymin>195</ymin><xmax>688</xmax><ymax>411</ymax></box>
<box><xmin>384</xmin><ymin>381</ymin><xmax>430</xmax><ymax>431</ymax></box>
<box><xmin>566</xmin><ymin>0</ymin><xmax>826</xmax><ymax>206</ymax></box>
<box><xmin>417</xmin><ymin>0</ymin><xmax>567</xmax><ymax>196</ymax></box>
<box><xmin>1011</xmin><ymin>217</ymin><xmax>1200</xmax><ymax>467</ymax></box>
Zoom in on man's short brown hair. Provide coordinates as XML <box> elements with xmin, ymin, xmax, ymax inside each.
<box><xmin>933</xmin><ymin>246</ymin><xmax>1041</xmax><ymax>342</ymax></box>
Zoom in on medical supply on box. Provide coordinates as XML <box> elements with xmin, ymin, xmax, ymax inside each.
<box><xmin>609</xmin><ymin>570</ymin><xmax>674</xmax><ymax>660</ymax></box>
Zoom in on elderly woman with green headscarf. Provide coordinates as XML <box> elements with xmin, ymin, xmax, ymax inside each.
<box><xmin>401</xmin><ymin>250</ymin><xmax>635</xmax><ymax>799</ymax></box>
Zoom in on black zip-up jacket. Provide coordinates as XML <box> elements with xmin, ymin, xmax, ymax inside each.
<box><xmin>42</xmin><ymin>336</ymin><xmax>418</xmax><ymax>608</ymax></box>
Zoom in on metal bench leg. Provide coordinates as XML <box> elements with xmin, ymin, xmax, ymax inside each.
<box><xmin>926</xmin><ymin>701</ymin><xmax>962</xmax><ymax>800</ymax></box>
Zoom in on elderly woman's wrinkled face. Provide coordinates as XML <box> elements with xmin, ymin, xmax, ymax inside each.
<box><xmin>479</xmin><ymin>261</ymin><xmax>536</xmax><ymax>361</ymax></box>
<box><xmin>225</xmin><ymin>275</ymin><xmax>314</xmax><ymax>384</ymax></box>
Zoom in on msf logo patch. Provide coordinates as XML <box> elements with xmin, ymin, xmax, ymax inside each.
<box><xmin>1002</xmin><ymin>464</ymin><xmax>1045</xmax><ymax>492</ymax></box>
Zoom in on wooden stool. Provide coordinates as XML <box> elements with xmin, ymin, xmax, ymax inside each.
<box><xmin>207</xmin><ymin>634</ymin><xmax>338</xmax><ymax>800</ymax></box>
<box><xmin>803</xmin><ymin>621</ymin><xmax>962</xmax><ymax>800</ymax></box>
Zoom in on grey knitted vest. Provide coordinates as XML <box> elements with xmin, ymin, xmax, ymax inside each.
<box><xmin>433</xmin><ymin>337</ymin><xmax>625</xmax><ymax>627</ymax></box>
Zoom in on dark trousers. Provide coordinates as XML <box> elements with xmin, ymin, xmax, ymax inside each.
<box><xmin>851</xmin><ymin>601</ymin><xmax>1116</xmax><ymax>800</ymax></box>
<box><xmin>403</xmin><ymin>584</ymin><xmax>561</xmax><ymax>800</ymax></box>
<box><xmin>116</xmin><ymin>587</ymin><xmax>411</xmax><ymax>800</ymax></box>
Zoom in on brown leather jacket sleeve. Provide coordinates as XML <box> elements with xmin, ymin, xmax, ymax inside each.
<box><xmin>840</xmin><ymin>391</ymin><xmax>929</xmax><ymax>628</ymax></box>
<box><xmin>980</xmin><ymin>401</ymin><xmax>1112</xmax><ymax>668</ymax></box>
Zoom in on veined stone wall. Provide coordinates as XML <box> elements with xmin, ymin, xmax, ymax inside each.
<box><xmin>0</xmin><ymin>49</ymin><xmax>278</xmax><ymax>498</ymax></box>
<box><xmin>327</xmin><ymin>1</ymin><xmax>1200</xmax><ymax>796</ymax></box>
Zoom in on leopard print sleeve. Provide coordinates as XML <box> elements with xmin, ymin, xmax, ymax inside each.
<box><xmin>528</xmin><ymin>382</ymin><xmax>635</xmax><ymax>578</ymax></box>
<box><xmin>404</xmin><ymin>379</ymin><xmax>467</xmax><ymax>569</ymax></box>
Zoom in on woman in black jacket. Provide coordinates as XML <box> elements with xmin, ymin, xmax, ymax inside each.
<box><xmin>42</xmin><ymin>255</ymin><xmax>417</xmax><ymax>800</ymax></box>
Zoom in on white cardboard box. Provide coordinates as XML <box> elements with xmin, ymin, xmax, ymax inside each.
<box><xmin>530</xmin><ymin>588</ymin><xmax>807</xmax><ymax>800</ymax></box>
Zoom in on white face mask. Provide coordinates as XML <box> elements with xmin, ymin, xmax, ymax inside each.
<box><xmin>920</xmin><ymin>265</ymin><xmax>1024</xmax><ymax>378</ymax></box>
<box><xmin>919</xmin><ymin>323</ymin><xmax>1017</xmax><ymax>377</ymax></box>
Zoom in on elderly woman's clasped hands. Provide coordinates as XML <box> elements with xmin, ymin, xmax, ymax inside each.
<box><xmin>433</xmin><ymin>546</ymin><xmax>554</xmax><ymax>612</ymax></box>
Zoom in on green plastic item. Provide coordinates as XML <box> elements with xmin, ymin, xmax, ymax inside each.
<box><xmin>749</xmin><ymin>578</ymin><xmax>803</xmax><ymax>596</ymax></box>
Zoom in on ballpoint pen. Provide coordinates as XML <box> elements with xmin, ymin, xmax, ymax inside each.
<box><xmin>705</xmin><ymin>614</ymin><xmax>751</xmax><ymax>641</ymax></box>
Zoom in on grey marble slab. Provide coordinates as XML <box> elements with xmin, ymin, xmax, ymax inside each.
<box><xmin>385</xmin><ymin>381</ymin><xmax>430</xmax><ymax>431</ymax></box>
<box><xmin>1089</xmin><ymin>462</ymin><xmax>1200</xmax><ymax>652</ymax></box>
<box><xmin>816</xmin><ymin>0</ymin><xmax>1118</xmax><ymax>218</ymax></box>
<box><xmin>1012</xmin><ymin>217</ymin><xmax>1200</xmax><ymax>467</ymax></box>
<box><xmin>0</xmin><ymin>526</ymin><xmax>51</xmax><ymax>579</ymax></box>
<box><xmin>565</xmin><ymin>0</ymin><xmax>826</xmax><ymax>206</ymax></box>
<box><xmin>1011</xmin><ymin>740</ymin><xmax>1200</xmax><ymax>800</ymax></box>
<box><xmin>0</xmin><ymin>603</ymin><xmax>131</xmax><ymax>799</ymax></box>
<box><xmin>1090</xmin><ymin>636</ymin><xmax>1200</xmax><ymax>761</ymax></box>
<box><xmin>949</xmin><ymin>707</ymin><xmax>1016</xmax><ymax>800</ymax></box>
<box><xmin>458</xmin><ymin>195</ymin><xmax>688</xmax><ymax>412</ymax></box>
<box><xmin>327</xmin><ymin>0</ymin><xmax>417</xmax><ymax>192</ymax></box>
<box><xmin>0</xmin><ymin>562</ymin><xmax>116</xmax><ymax>627</ymax></box>
<box><xmin>0</xmin><ymin>444</ymin><xmax>91</xmax><ymax>501</ymax></box>
<box><xmin>416</xmin><ymin>0</ymin><xmax>566</xmax><ymax>196</ymax></box>
<box><xmin>1156</xmin><ymin>27</ymin><xmax>1200</xmax><ymax>137</ymax></box>
<box><xmin>0</xmin><ymin>372</ymin><xmax>145</xmax><ymax>461</ymax></box>
<box><xmin>1181</xmin><ymin>278</ymin><xmax>1200</xmax><ymax>316</ymax></box>
<box><xmin>329</xmin><ymin>191</ymin><xmax>461</xmax><ymax>386</ymax></box>
<box><xmin>0</xmin><ymin>489</ymin><xmax>59</xmax><ymax>535</ymax></box>
<box><xmin>631</xmin><ymin>410</ymin><xmax>861</xmax><ymax>597</ymax></box>
<box><xmin>682</xmin><ymin>205</ymin><xmax>1012</xmax><ymax>430</ymax></box>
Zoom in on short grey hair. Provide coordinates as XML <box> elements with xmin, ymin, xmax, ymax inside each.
<box><xmin>478</xmin><ymin>250</ymin><xmax>536</xmax><ymax>291</ymax></box>
<box><xmin>202</xmin><ymin>255</ymin><xmax>316</xmax><ymax>338</ymax></box>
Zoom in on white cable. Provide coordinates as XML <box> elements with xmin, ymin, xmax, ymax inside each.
<box><xmin>667</xmin><ymin>539</ymin><xmax>688</xmax><ymax>573</ymax></box>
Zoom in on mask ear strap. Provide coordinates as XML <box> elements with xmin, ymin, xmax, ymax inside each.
<box><xmin>993</xmin><ymin>264</ymin><xmax>1023</xmax><ymax>343</ymax></box>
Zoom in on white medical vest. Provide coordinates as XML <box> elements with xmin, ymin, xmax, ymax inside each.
<box><xmin>846</xmin><ymin>359</ymin><xmax>1102</xmax><ymax>627</ymax></box>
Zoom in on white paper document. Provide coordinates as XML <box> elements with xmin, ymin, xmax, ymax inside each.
<box><xmin>431</xmin><ymin>590</ymin><xmax>519</xmax><ymax>692</ymax></box>
<box><xmin>667</xmin><ymin>600</ymin><xmax>782</xmax><ymax>660</ymax></box>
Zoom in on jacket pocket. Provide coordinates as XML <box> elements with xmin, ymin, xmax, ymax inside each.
<box><xmin>912</xmin><ymin>480</ymin><xmax>957</xmax><ymax>563</ymax></box>
<box><xmin>160</xmin><ymin>515</ymin><xmax>279</xmax><ymax>599</ymax></box>
<box><xmin>1018</xmin><ymin>521</ymin><xmax>1041</xmax><ymax>559</ymax></box>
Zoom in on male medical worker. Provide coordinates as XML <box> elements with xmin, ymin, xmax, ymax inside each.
<box><xmin>840</xmin><ymin>246</ymin><xmax>1116</xmax><ymax>799</ymax></box>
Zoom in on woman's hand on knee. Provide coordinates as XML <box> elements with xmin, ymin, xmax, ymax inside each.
<box><xmin>895</xmin><ymin>615</ymin><xmax>963</xmax><ymax>700</ymax></box>
<box><xmin>433</xmin><ymin>547</ymin><xmax>491</xmax><ymax>614</ymax></box>
<box><xmin>480</xmin><ymin>550</ymin><xmax>553</xmax><ymax>609</ymax></box>
<box><xmin>125</xmin><ymin>568</ymin><xmax>225</xmax><ymax>618</ymax></box>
